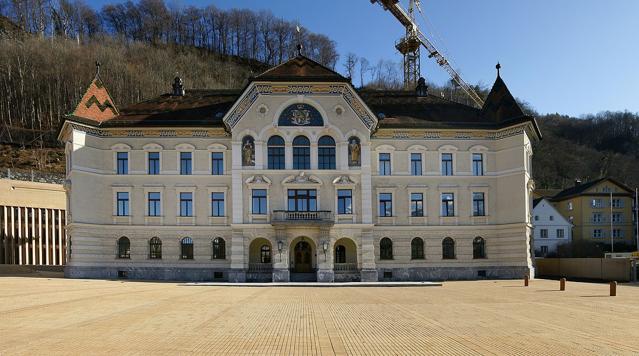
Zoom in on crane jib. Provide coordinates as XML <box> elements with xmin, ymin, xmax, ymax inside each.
<box><xmin>370</xmin><ymin>0</ymin><xmax>485</xmax><ymax>108</ymax></box>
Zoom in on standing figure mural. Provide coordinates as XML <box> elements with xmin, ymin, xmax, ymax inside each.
<box><xmin>242</xmin><ymin>136</ymin><xmax>255</xmax><ymax>166</ymax></box>
<box><xmin>348</xmin><ymin>136</ymin><xmax>361</xmax><ymax>167</ymax></box>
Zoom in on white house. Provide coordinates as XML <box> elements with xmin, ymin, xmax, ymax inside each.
<box><xmin>533</xmin><ymin>198</ymin><xmax>572</xmax><ymax>256</ymax></box>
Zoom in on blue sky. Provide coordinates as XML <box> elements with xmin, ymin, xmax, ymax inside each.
<box><xmin>94</xmin><ymin>0</ymin><xmax>639</xmax><ymax>117</ymax></box>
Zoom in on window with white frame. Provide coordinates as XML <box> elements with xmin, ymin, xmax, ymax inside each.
<box><xmin>540</xmin><ymin>229</ymin><xmax>548</xmax><ymax>238</ymax></box>
<box><xmin>441</xmin><ymin>193</ymin><xmax>455</xmax><ymax>217</ymax></box>
<box><xmin>180</xmin><ymin>152</ymin><xmax>192</xmax><ymax>175</ymax></box>
<box><xmin>147</xmin><ymin>192</ymin><xmax>161</xmax><ymax>216</ymax></box>
<box><xmin>612</xmin><ymin>198</ymin><xmax>623</xmax><ymax>208</ymax></box>
<box><xmin>592</xmin><ymin>199</ymin><xmax>603</xmax><ymax>208</ymax></box>
<box><xmin>592</xmin><ymin>212</ymin><xmax>603</xmax><ymax>223</ymax></box>
<box><xmin>379</xmin><ymin>153</ymin><xmax>391</xmax><ymax>176</ymax></box>
<box><xmin>613</xmin><ymin>229</ymin><xmax>624</xmax><ymax>238</ymax></box>
<box><xmin>116</xmin><ymin>152</ymin><xmax>128</xmax><ymax>175</ymax></box>
<box><xmin>252</xmin><ymin>189</ymin><xmax>267</xmax><ymax>215</ymax></box>
<box><xmin>410</xmin><ymin>153</ymin><xmax>422</xmax><ymax>176</ymax></box>
<box><xmin>147</xmin><ymin>152</ymin><xmax>160</xmax><ymax>175</ymax></box>
<box><xmin>472</xmin><ymin>192</ymin><xmax>485</xmax><ymax>216</ymax></box>
<box><xmin>379</xmin><ymin>193</ymin><xmax>393</xmax><ymax>217</ymax></box>
<box><xmin>472</xmin><ymin>153</ymin><xmax>484</xmax><ymax>176</ymax></box>
<box><xmin>337</xmin><ymin>189</ymin><xmax>352</xmax><ymax>215</ymax></box>
<box><xmin>211</xmin><ymin>152</ymin><xmax>224</xmax><ymax>175</ymax></box>
<box><xmin>410</xmin><ymin>193</ymin><xmax>424</xmax><ymax>217</ymax></box>
<box><xmin>612</xmin><ymin>212</ymin><xmax>623</xmax><ymax>223</ymax></box>
<box><xmin>592</xmin><ymin>229</ymin><xmax>603</xmax><ymax>238</ymax></box>
<box><xmin>556</xmin><ymin>229</ymin><xmax>564</xmax><ymax>238</ymax></box>
<box><xmin>179</xmin><ymin>192</ymin><xmax>193</xmax><ymax>217</ymax></box>
<box><xmin>211</xmin><ymin>192</ymin><xmax>225</xmax><ymax>217</ymax></box>
<box><xmin>441</xmin><ymin>153</ymin><xmax>453</xmax><ymax>176</ymax></box>
<box><xmin>116</xmin><ymin>192</ymin><xmax>129</xmax><ymax>216</ymax></box>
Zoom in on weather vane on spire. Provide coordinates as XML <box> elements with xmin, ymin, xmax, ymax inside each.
<box><xmin>496</xmin><ymin>62</ymin><xmax>501</xmax><ymax>77</ymax></box>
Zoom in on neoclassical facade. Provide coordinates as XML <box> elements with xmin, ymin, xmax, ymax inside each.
<box><xmin>59</xmin><ymin>54</ymin><xmax>541</xmax><ymax>282</ymax></box>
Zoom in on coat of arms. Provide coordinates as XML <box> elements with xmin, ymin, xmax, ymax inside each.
<box><xmin>290</xmin><ymin>105</ymin><xmax>311</xmax><ymax>125</ymax></box>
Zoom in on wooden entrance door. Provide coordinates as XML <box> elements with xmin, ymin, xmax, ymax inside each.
<box><xmin>294</xmin><ymin>241</ymin><xmax>313</xmax><ymax>273</ymax></box>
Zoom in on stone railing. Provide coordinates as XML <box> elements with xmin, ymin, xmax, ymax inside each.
<box><xmin>248</xmin><ymin>263</ymin><xmax>273</xmax><ymax>273</ymax></box>
<box><xmin>271</xmin><ymin>210</ymin><xmax>334</xmax><ymax>225</ymax></box>
<box><xmin>333</xmin><ymin>263</ymin><xmax>359</xmax><ymax>272</ymax></box>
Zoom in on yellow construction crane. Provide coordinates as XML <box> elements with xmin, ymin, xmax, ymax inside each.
<box><xmin>370</xmin><ymin>0</ymin><xmax>485</xmax><ymax>108</ymax></box>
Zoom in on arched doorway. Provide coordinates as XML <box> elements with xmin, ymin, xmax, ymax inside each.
<box><xmin>293</xmin><ymin>240</ymin><xmax>313</xmax><ymax>273</ymax></box>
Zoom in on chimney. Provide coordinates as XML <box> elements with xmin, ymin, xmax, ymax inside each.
<box><xmin>172</xmin><ymin>76</ymin><xmax>185</xmax><ymax>96</ymax></box>
<box><xmin>415</xmin><ymin>77</ymin><xmax>428</xmax><ymax>97</ymax></box>
<box><xmin>574</xmin><ymin>179</ymin><xmax>582</xmax><ymax>187</ymax></box>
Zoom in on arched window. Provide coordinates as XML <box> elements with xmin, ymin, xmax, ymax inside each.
<box><xmin>293</xmin><ymin>136</ymin><xmax>310</xmax><ymax>169</ymax></box>
<box><xmin>181</xmin><ymin>237</ymin><xmax>194</xmax><ymax>260</ymax></box>
<box><xmin>411</xmin><ymin>237</ymin><xmax>425</xmax><ymax>260</ymax></box>
<box><xmin>242</xmin><ymin>136</ymin><xmax>255</xmax><ymax>166</ymax></box>
<box><xmin>318</xmin><ymin>135</ymin><xmax>336</xmax><ymax>170</ymax></box>
<box><xmin>117</xmin><ymin>236</ymin><xmax>130</xmax><ymax>259</ymax></box>
<box><xmin>212</xmin><ymin>237</ymin><xmax>226</xmax><ymax>259</ymax></box>
<box><xmin>473</xmin><ymin>237</ymin><xmax>486</xmax><ymax>259</ymax></box>
<box><xmin>267</xmin><ymin>135</ymin><xmax>285</xmax><ymax>169</ymax></box>
<box><xmin>149</xmin><ymin>237</ymin><xmax>162</xmax><ymax>259</ymax></box>
<box><xmin>335</xmin><ymin>245</ymin><xmax>346</xmax><ymax>263</ymax></box>
<box><xmin>442</xmin><ymin>237</ymin><xmax>455</xmax><ymax>259</ymax></box>
<box><xmin>260</xmin><ymin>245</ymin><xmax>271</xmax><ymax>263</ymax></box>
<box><xmin>380</xmin><ymin>237</ymin><xmax>393</xmax><ymax>260</ymax></box>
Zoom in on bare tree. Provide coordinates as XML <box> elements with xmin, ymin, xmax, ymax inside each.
<box><xmin>343</xmin><ymin>52</ymin><xmax>357</xmax><ymax>80</ymax></box>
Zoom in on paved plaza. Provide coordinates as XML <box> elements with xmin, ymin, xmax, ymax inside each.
<box><xmin>1</xmin><ymin>277</ymin><xmax>639</xmax><ymax>355</ymax></box>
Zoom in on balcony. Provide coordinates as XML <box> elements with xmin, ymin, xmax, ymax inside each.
<box><xmin>271</xmin><ymin>210</ymin><xmax>334</xmax><ymax>227</ymax></box>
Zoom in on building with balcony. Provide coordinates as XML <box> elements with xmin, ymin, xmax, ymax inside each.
<box><xmin>58</xmin><ymin>53</ymin><xmax>540</xmax><ymax>282</ymax></box>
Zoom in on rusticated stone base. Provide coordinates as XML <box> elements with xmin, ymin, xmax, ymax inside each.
<box><xmin>316</xmin><ymin>269</ymin><xmax>334</xmax><ymax>282</ymax></box>
<box><xmin>272</xmin><ymin>268</ymin><xmax>290</xmax><ymax>282</ymax></box>
<box><xmin>65</xmin><ymin>266</ymin><xmax>231</xmax><ymax>282</ymax></box>
<box><xmin>376</xmin><ymin>266</ymin><xmax>529</xmax><ymax>282</ymax></box>
<box><xmin>360</xmin><ymin>269</ymin><xmax>379</xmax><ymax>282</ymax></box>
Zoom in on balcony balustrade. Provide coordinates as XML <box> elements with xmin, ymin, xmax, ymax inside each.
<box><xmin>271</xmin><ymin>210</ymin><xmax>334</xmax><ymax>226</ymax></box>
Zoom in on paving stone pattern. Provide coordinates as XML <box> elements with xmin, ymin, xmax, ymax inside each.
<box><xmin>1</xmin><ymin>278</ymin><xmax>638</xmax><ymax>355</ymax></box>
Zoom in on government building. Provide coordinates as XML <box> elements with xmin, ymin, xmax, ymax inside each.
<box><xmin>58</xmin><ymin>53</ymin><xmax>540</xmax><ymax>282</ymax></box>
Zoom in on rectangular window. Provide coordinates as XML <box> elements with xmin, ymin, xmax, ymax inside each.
<box><xmin>287</xmin><ymin>189</ymin><xmax>317</xmax><ymax>212</ymax></box>
<box><xmin>116</xmin><ymin>192</ymin><xmax>129</xmax><ymax>216</ymax></box>
<box><xmin>613</xmin><ymin>229</ymin><xmax>623</xmax><ymax>238</ymax></box>
<box><xmin>147</xmin><ymin>192</ymin><xmax>161</xmax><ymax>216</ymax></box>
<box><xmin>593</xmin><ymin>229</ymin><xmax>603</xmax><ymax>238</ymax></box>
<box><xmin>473</xmin><ymin>192</ymin><xmax>485</xmax><ymax>216</ymax></box>
<box><xmin>379</xmin><ymin>193</ymin><xmax>393</xmax><ymax>217</ymax></box>
<box><xmin>148</xmin><ymin>152</ymin><xmax>160</xmax><ymax>175</ymax></box>
<box><xmin>293</xmin><ymin>146</ymin><xmax>310</xmax><ymax>169</ymax></box>
<box><xmin>592</xmin><ymin>199</ymin><xmax>603</xmax><ymax>208</ymax></box>
<box><xmin>379</xmin><ymin>153</ymin><xmax>391</xmax><ymax>176</ymax></box>
<box><xmin>441</xmin><ymin>193</ymin><xmax>455</xmax><ymax>217</ymax></box>
<box><xmin>180</xmin><ymin>152</ymin><xmax>192</xmax><ymax>175</ymax></box>
<box><xmin>592</xmin><ymin>212</ymin><xmax>602</xmax><ymax>223</ymax></box>
<box><xmin>549</xmin><ymin>215</ymin><xmax>554</xmax><ymax>221</ymax></box>
<box><xmin>441</xmin><ymin>153</ymin><xmax>453</xmax><ymax>176</ymax></box>
<box><xmin>540</xmin><ymin>246</ymin><xmax>548</xmax><ymax>255</ymax></box>
<box><xmin>612</xmin><ymin>198</ymin><xmax>623</xmax><ymax>208</ymax></box>
<box><xmin>556</xmin><ymin>229</ymin><xmax>564</xmax><ymax>238</ymax></box>
<box><xmin>252</xmin><ymin>189</ymin><xmax>267</xmax><ymax>215</ymax></box>
<box><xmin>410</xmin><ymin>193</ymin><xmax>424</xmax><ymax>217</ymax></box>
<box><xmin>410</xmin><ymin>153</ymin><xmax>422</xmax><ymax>176</ymax></box>
<box><xmin>540</xmin><ymin>229</ymin><xmax>548</xmax><ymax>238</ymax></box>
<box><xmin>211</xmin><ymin>192</ymin><xmax>225</xmax><ymax>217</ymax></box>
<box><xmin>211</xmin><ymin>152</ymin><xmax>224</xmax><ymax>175</ymax></box>
<box><xmin>116</xmin><ymin>152</ymin><xmax>128</xmax><ymax>175</ymax></box>
<box><xmin>268</xmin><ymin>146</ymin><xmax>285</xmax><ymax>170</ymax></box>
<box><xmin>179</xmin><ymin>192</ymin><xmax>193</xmax><ymax>217</ymax></box>
<box><xmin>318</xmin><ymin>146</ymin><xmax>336</xmax><ymax>170</ymax></box>
<box><xmin>612</xmin><ymin>212</ymin><xmax>623</xmax><ymax>223</ymax></box>
<box><xmin>337</xmin><ymin>189</ymin><xmax>352</xmax><ymax>215</ymax></box>
<box><xmin>472</xmin><ymin>153</ymin><xmax>484</xmax><ymax>176</ymax></box>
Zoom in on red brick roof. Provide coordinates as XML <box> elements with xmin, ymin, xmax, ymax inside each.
<box><xmin>70</xmin><ymin>77</ymin><xmax>118</xmax><ymax>123</ymax></box>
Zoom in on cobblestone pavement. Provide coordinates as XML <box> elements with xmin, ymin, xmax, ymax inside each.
<box><xmin>1</xmin><ymin>277</ymin><xmax>638</xmax><ymax>355</ymax></box>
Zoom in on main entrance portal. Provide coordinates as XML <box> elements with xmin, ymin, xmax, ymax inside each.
<box><xmin>293</xmin><ymin>240</ymin><xmax>313</xmax><ymax>273</ymax></box>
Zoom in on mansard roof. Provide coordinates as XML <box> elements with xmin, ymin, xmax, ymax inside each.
<box><xmin>68</xmin><ymin>76</ymin><xmax>118</xmax><ymax>124</ymax></box>
<box><xmin>252</xmin><ymin>54</ymin><xmax>349</xmax><ymax>83</ymax></box>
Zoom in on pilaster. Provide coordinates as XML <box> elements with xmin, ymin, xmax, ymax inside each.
<box><xmin>272</xmin><ymin>226</ymin><xmax>290</xmax><ymax>282</ymax></box>
<box><xmin>360</xmin><ymin>229</ymin><xmax>378</xmax><ymax>281</ymax></box>
<box><xmin>229</xmin><ymin>229</ymin><xmax>246</xmax><ymax>282</ymax></box>
<box><xmin>316</xmin><ymin>226</ymin><xmax>334</xmax><ymax>282</ymax></box>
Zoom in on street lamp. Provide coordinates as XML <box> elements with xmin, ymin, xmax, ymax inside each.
<box><xmin>277</xmin><ymin>240</ymin><xmax>283</xmax><ymax>261</ymax></box>
<box><xmin>322</xmin><ymin>240</ymin><xmax>329</xmax><ymax>261</ymax></box>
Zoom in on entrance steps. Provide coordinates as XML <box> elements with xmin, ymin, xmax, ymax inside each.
<box><xmin>290</xmin><ymin>272</ymin><xmax>317</xmax><ymax>282</ymax></box>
